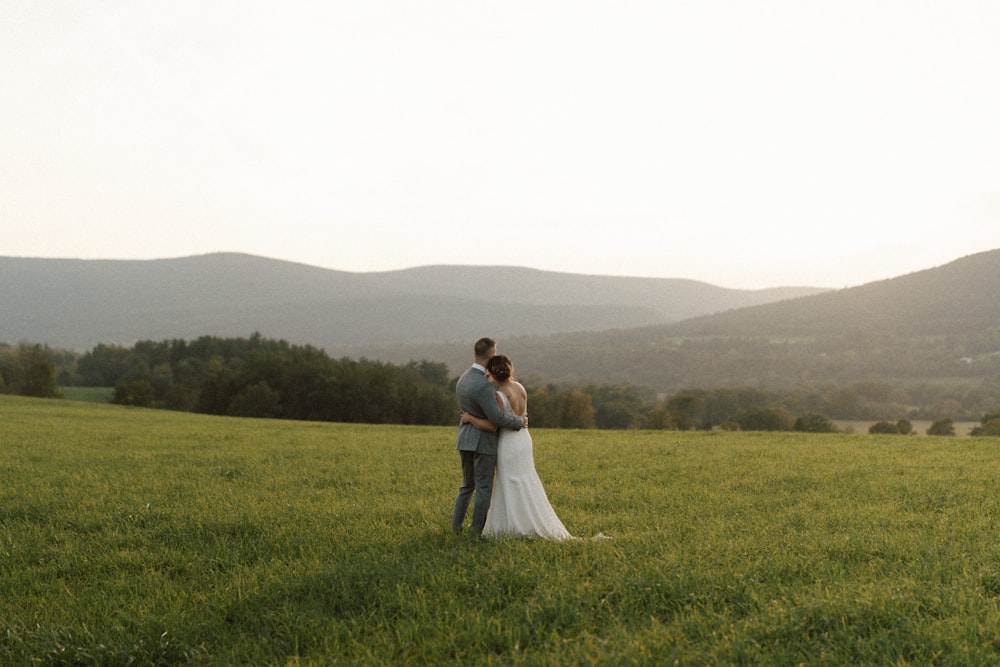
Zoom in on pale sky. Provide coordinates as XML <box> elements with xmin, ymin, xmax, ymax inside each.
<box><xmin>2</xmin><ymin>1</ymin><xmax>999</xmax><ymax>289</ymax></box>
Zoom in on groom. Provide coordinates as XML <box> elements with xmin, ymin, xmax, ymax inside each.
<box><xmin>451</xmin><ymin>337</ymin><xmax>526</xmax><ymax>535</ymax></box>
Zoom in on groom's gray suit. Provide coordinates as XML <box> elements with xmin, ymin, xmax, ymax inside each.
<box><xmin>452</xmin><ymin>364</ymin><xmax>524</xmax><ymax>533</ymax></box>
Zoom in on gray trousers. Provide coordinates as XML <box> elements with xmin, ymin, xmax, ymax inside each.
<box><xmin>452</xmin><ymin>450</ymin><xmax>496</xmax><ymax>533</ymax></box>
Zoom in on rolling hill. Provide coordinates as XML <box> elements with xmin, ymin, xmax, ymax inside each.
<box><xmin>0</xmin><ymin>253</ymin><xmax>824</xmax><ymax>351</ymax></box>
<box><xmin>665</xmin><ymin>247</ymin><xmax>1000</xmax><ymax>339</ymax></box>
<box><xmin>9</xmin><ymin>250</ymin><xmax>999</xmax><ymax>396</ymax></box>
<box><xmin>348</xmin><ymin>249</ymin><xmax>1000</xmax><ymax>393</ymax></box>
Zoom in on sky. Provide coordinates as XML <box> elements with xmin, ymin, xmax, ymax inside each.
<box><xmin>2</xmin><ymin>1</ymin><xmax>999</xmax><ymax>289</ymax></box>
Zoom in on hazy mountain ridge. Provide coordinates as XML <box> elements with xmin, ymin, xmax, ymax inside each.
<box><xmin>339</xmin><ymin>249</ymin><xmax>1000</xmax><ymax>393</ymax></box>
<box><xmin>6</xmin><ymin>250</ymin><xmax>1000</xmax><ymax>395</ymax></box>
<box><xmin>366</xmin><ymin>265</ymin><xmax>822</xmax><ymax>318</ymax></box>
<box><xmin>0</xmin><ymin>253</ymin><xmax>825</xmax><ymax>351</ymax></box>
<box><xmin>665</xmin><ymin>248</ymin><xmax>1000</xmax><ymax>338</ymax></box>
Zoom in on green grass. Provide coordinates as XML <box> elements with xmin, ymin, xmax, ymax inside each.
<box><xmin>4</xmin><ymin>395</ymin><xmax>1000</xmax><ymax>665</ymax></box>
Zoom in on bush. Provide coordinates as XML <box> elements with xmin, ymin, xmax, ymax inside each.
<box><xmin>927</xmin><ymin>418</ymin><xmax>956</xmax><ymax>436</ymax></box>
<box><xmin>729</xmin><ymin>406</ymin><xmax>795</xmax><ymax>432</ymax></box>
<box><xmin>970</xmin><ymin>414</ymin><xmax>1000</xmax><ymax>437</ymax></box>
<box><xmin>794</xmin><ymin>413</ymin><xmax>838</xmax><ymax>433</ymax></box>
<box><xmin>869</xmin><ymin>421</ymin><xmax>900</xmax><ymax>435</ymax></box>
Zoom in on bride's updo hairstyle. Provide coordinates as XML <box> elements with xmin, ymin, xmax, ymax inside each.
<box><xmin>487</xmin><ymin>355</ymin><xmax>514</xmax><ymax>382</ymax></box>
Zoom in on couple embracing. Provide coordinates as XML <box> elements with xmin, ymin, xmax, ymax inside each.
<box><xmin>450</xmin><ymin>337</ymin><xmax>572</xmax><ymax>541</ymax></box>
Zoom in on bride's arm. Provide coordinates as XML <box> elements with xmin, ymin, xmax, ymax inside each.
<box><xmin>460</xmin><ymin>411</ymin><xmax>497</xmax><ymax>432</ymax></box>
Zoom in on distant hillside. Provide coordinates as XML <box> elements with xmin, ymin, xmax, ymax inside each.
<box><xmin>349</xmin><ymin>249</ymin><xmax>1000</xmax><ymax>394</ymax></box>
<box><xmin>0</xmin><ymin>253</ymin><xmax>825</xmax><ymax>351</ymax></box>
<box><xmin>664</xmin><ymin>248</ymin><xmax>1000</xmax><ymax>338</ymax></box>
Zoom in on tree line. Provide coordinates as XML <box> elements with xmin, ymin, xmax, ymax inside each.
<box><xmin>4</xmin><ymin>335</ymin><xmax>1000</xmax><ymax>432</ymax></box>
<box><xmin>78</xmin><ymin>335</ymin><xmax>457</xmax><ymax>425</ymax></box>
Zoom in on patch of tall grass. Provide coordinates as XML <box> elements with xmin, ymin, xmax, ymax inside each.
<box><xmin>3</xmin><ymin>395</ymin><xmax>1000</xmax><ymax>664</ymax></box>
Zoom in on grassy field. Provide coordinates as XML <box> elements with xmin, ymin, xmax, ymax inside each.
<box><xmin>4</xmin><ymin>395</ymin><xmax>1000</xmax><ymax>665</ymax></box>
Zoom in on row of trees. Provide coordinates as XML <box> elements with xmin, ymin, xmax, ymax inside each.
<box><xmin>86</xmin><ymin>337</ymin><xmax>652</xmax><ymax>429</ymax></box>
<box><xmin>6</xmin><ymin>335</ymin><xmax>1000</xmax><ymax>432</ymax></box>
<box><xmin>82</xmin><ymin>335</ymin><xmax>455</xmax><ymax>425</ymax></box>
<box><xmin>866</xmin><ymin>418</ymin><xmax>959</xmax><ymax>435</ymax></box>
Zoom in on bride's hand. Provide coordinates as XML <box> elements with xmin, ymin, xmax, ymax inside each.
<box><xmin>459</xmin><ymin>411</ymin><xmax>472</xmax><ymax>424</ymax></box>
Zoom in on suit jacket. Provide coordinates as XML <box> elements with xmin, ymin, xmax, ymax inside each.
<box><xmin>455</xmin><ymin>366</ymin><xmax>524</xmax><ymax>456</ymax></box>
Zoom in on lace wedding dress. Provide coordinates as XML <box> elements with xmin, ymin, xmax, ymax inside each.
<box><xmin>483</xmin><ymin>392</ymin><xmax>573</xmax><ymax>541</ymax></box>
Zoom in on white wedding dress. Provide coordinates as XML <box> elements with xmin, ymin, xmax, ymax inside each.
<box><xmin>483</xmin><ymin>392</ymin><xmax>573</xmax><ymax>541</ymax></box>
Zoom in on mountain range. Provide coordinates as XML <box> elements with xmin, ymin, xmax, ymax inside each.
<box><xmin>1</xmin><ymin>253</ymin><xmax>822</xmax><ymax>351</ymax></box>
<box><xmin>332</xmin><ymin>249</ymin><xmax>1000</xmax><ymax>393</ymax></box>
<box><xmin>5</xmin><ymin>249</ymin><xmax>1000</xmax><ymax>393</ymax></box>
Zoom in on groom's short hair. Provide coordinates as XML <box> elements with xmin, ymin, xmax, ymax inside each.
<box><xmin>474</xmin><ymin>337</ymin><xmax>496</xmax><ymax>363</ymax></box>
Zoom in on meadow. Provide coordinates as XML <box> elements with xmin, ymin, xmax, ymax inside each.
<box><xmin>4</xmin><ymin>395</ymin><xmax>1000</xmax><ymax>665</ymax></box>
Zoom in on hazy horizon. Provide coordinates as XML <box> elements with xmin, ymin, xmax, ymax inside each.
<box><xmin>0</xmin><ymin>247</ymin><xmax>991</xmax><ymax>291</ymax></box>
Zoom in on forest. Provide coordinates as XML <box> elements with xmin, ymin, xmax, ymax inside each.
<box><xmin>3</xmin><ymin>334</ymin><xmax>998</xmax><ymax>432</ymax></box>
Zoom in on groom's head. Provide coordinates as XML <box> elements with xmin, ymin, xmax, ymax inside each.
<box><xmin>474</xmin><ymin>337</ymin><xmax>497</xmax><ymax>364</ymax></box>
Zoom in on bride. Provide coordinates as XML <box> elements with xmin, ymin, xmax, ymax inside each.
<box><xmin>460</xmin><ymin>354</ymin><xmax>573</xmax><ymax>541</ymax></box>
